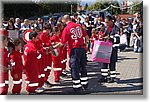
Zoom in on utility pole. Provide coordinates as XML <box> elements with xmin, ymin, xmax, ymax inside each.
<box><xmin>71</xmin><ymin>4</ymin><xmax>73</xmax><ymax>15</ymax></box>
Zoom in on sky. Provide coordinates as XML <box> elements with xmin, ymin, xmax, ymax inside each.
<box><xmin>80</xmin><ymin>0</ymin><xmax>97</xmax><ymax>6</ymax></box>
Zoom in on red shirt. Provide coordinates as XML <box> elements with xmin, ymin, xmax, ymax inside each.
<box><xmin>108</xmin><ymin>26</ymin><xmax>113</xmax><ymax>34</ymax></box>
<box><xmin>61</xmin><ymin>22</ymin><xmax>87</xmax><ymax>50</ymax></box>
<box><xmin>9</xmin><ymin>50</ymin><xmax>23</xmax><ymax>74</ymax></box>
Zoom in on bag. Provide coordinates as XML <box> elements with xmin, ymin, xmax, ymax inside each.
<box><xmin>91</xmin><ymin>41</ymin><xmax>112</xmax><ymax>63</ymax></box>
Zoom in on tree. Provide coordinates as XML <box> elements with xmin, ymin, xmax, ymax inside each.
<box><xmin>131</xmin><ymin>1</ymin><xmax>143</xmax><ymax>14</ymax></box>
<box><xmin>84</xmin><ymin>3</ymin><xmax>88</xmax><ymax>10</ymax></box>
<box><xmin>87</xmin><ymin>0</ymin><xmax>121</xmax><ymax>15</ymax></box>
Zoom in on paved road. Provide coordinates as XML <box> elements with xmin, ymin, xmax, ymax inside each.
<box><xmin>8</xmin><ymin>48</ymin><xmax>143</xmax><ymax>95</ymax></box>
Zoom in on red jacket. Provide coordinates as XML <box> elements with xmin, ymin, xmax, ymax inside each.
<box><xmin>51</xmin><ymin>34</ymin><xmax>61</xmax><ymax>61</ymax></box>
<box><xmin>9</xmin><ymin>50</ymin><xmax>23</xmax><ymax>74</ymax></box>
<box><xmin>23</xmin><ymin>41</ymin><xmax>41</xmax><ymax>73</ymax></box>
<box><xmin>39</xmin><ymin>32</ymin><xmax>52</xmax><ymax>47</ymax></box>
<box><xmin>1</xmin><ymin>48</ymin><xmax>9</xmax><ymax>68</ymax></box>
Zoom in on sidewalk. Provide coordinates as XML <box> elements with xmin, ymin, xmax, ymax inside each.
<box><xmin>8</xmin><ymin>49</ymin><xmax>143</xmax><ymax>95</ymax></box>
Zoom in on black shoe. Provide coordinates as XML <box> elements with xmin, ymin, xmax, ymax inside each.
<box><xmin>107</xmin><ymin>77</ymin><xmax>116</xmax><ymax>83</ymax></box>
<box><xmin>98</xmin><ymin>76</ymin><xmax>107</xmax><ymax>83</ymax></box>
<box><xmin>29</xmin><ymin>92</ymin><xmax>37</xmax><ymax>95</ymax></box>
<box><xmin>60</xmin><ymin>72</ymin><xmax>68</xmax><ymax>77</ymax></box>
<box><xmin>83</xmin><ymin>84</ymin><xmax>88</xmax><ymax>90</ymax></box>
<box><xmin>73</xmin><ymin>87</ymin><xmax>86</xmax><ymax>95</ymax></box>
<box><xmin>44</xmin><ymin>81</ymin><xmax>54</xmax><ymax>87</ymax></box>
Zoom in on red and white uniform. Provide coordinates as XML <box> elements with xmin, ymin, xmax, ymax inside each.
<box><xmin>35</xmin><ymin>38</ymin><xmax>46</xmax><ymax>87</ymax></box>
<box><xmin>59</xmin><ymin>29</ymin><xmax>68</xmax><ymax>71</ymax></box>
<box><xmin>39</xmin><ymin>32</ymin><xmax>52</xmax><ymax>82</ymax></box>
<box><xmin>91</xmin><ymin>33</ymin><xmax>98</xmax><ymax>49</ymax></box>
<box><xmin>51</xmin><ymin>34</ymin><xmax>62</xmax><ymax>82</ymax></box>
<box><xmin>9</xmin><ymin>50</ymin><xmax>23</xmax><ymax>94</ymax></box>
<box><xmin>23</xmin><ymin>40</ymin><xmax>41</xmax><ymax>93</ymax></box>
<box><xmin>61</xmin><ymin>22</ymin><xmax>87</xmax><ymax>55</ymax></box>
<box><xmin>0</xmin><ymin>48</ymin><xmax>9</xmax><ymax>94</ymax></box>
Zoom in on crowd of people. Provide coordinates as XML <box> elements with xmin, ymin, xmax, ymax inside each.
<box><xmin>0</xmin><ymin>12</ymin><xmax>143</xmax><ymax>95</ymax></box>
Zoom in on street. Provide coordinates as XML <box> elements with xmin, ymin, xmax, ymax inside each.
<box><xmin>7</xmin><ymin>48</ymin><xmax>143</xmax><ymax>95</ymax></box>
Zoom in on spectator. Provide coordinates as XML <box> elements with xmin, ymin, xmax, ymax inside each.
<box><xmin>95</xmin><ymin>17</ymin><xmax>105</xmax><ymax>32</ymax></box>
<box><xmin>133</xmin><ymin>21</ymin><xmax>143</xmax><ymax>52</ymax></box>
<box><xmin>76</xmin><ymin>17</ymin><xmax>82</xmax><ymax>25</ymax></box>
<box><xmin>14</xmin><ymin>18</ymin><xmax>21</xmax><ymax>30</ymax></box>
<box><xmin>49</xmin><ymin>17</ymin><xmax>55</xmax><ymax>29</ymax></box>
<box><xmin>21</xmin><ymin>19</ymin><xmax>31</xmax><ymax>31</ymax></box>
<box><xmin>72</xmin><ymin>13</ymin><xmax>78</xmax><ymax>23</ymax></box>
<box><xmin>6</xmin><ymin>20</ymin><xmax>15</xmax><ymax>30</ymax></box>
<box><xmin>130</xmin><ymin>19</ymin><xmax>138</xmax><ymax>47</ymax></box>
<box><xmin>115</xmin><ymin>15</ymin><xmax>122</xmax><ymax>28</ymax></box>
<box><xmin>34</xmin><ymin>18</ymin><xmax>43</xmax><ymax>31</ymax></box>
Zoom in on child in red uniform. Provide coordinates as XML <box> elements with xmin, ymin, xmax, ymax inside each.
<box><xmin>51</xmin><ymin>26</ymin><xmax>62</xmax><ymax>83</ymax></box>
<box><xmin>23</xmin><ymin>31</ymin><xmax>41</xmax><ymax>94</ymax></box>
<box><xmin>90</xmin><ymin>28</ymin><xmax>98</xmax><ymax>50</ymax></box>
<box><xmin>0</xmin><ymin>31</ymin><xmax>9</xmax><ymax>95</ymax></box>
<box><xmin>9</xmin><ymin>39</ymin><xmax>23</xmax><ymax>94</ymax></box>
<box><xmin>56</xmin><ymin>22</ymin><xmax>68</xmax><ymax>77</ymax></box>
<box><xmin>98</xmin><ymin>26</ymin><xmax>105</xmax><ymax>41</ymax></box>
<box><xmin>39</xmin><ymin>23</ymin><xmax>53</xmax><ymax>87</ymax></box>
<box><xmin>34</xmin><ymin>28</ymin><xmax>52</xmax><ymax>93</ymax></box>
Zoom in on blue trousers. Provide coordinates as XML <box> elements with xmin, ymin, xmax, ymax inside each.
<box><xmin>70</xmin><ymin>48</ymin><xmax>88</xmax><ymax>89</ymax></box>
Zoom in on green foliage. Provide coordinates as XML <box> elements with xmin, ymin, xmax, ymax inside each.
<box><xmin>87</xmin><ymin>1</ymin><xmax>121</xmax><ymax>15</ymax></box>
<box><xmin>86</xmin><ymin>0</ymin><xmax>142</xmax><ymax>15</ymax></box>
<box><xmin>131</xmin><ymin>1</ymin><xmax>143</xmax><ymax>14</ymax></box>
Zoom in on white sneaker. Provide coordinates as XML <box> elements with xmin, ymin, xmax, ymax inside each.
<box><xmin>35</xmin><ymin>87</ymin><xmax>45</xmax><ymax>93</ymax></box>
